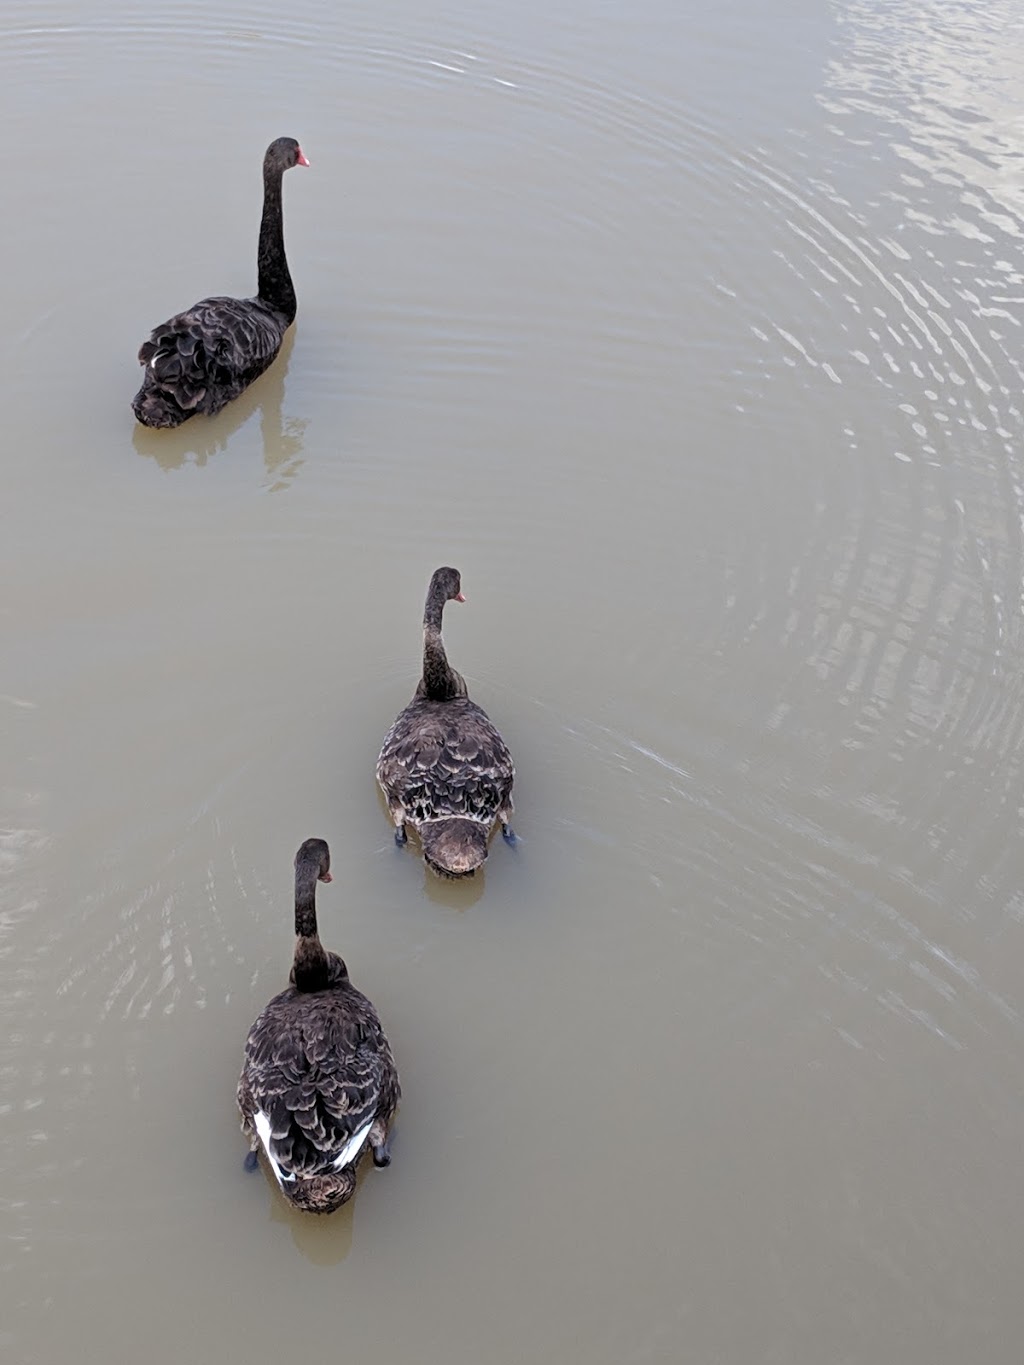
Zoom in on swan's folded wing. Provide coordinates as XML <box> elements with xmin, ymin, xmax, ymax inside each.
<box><xmin>377</xmin><ymin>700</ymin><xmax>515</xmax><ymax>823</ymax></box>
<box><xmin>240</xmin><ymin>989</ymin><xmax>399</xmax><ymax>1180</ymax></box>
<box><xmin>138</xmin><ymin>296</ymin><xmax>286</xmax><ymax>410</ymax></box>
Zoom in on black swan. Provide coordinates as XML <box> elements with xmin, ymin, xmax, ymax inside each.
<box><xmin>376</xmin><ymin>568</ymin><xmax>516</xmax><ymax>879</ymax></box>
<box><xmin>132</xmin><ymin>136</ymin><xmax>308</xmax><ymax>429</ymax></box>
<box><xmin>237</xmin><ymin>839</ymin><xmax>400</xmax><ymax>1213</ymax></box>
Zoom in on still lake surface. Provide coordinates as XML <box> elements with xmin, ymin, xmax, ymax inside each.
<box><xmin>3</xmin><ymin>1</ymin><xmax>1024</xmax><ymax>1360</ymax></box>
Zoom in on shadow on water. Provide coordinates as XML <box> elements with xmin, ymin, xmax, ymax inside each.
<box><xmin>267</xmin><ymin>1181</ymin><xmax>356</xmax><ymax>1265</ymax></box>
<box><xmin>420</xmin><ymin>860</ymin><xmax>487</xmax><ymax>911</ymax></box>
<box><xmin>130</xmin><ymin>329</ymin><xmax>308</xmax><ymax>490</ymax></box>
<box><xmin>372</xmin><ymin>784</ymin><xmax>491</xmax><ymax>910</ymax></box>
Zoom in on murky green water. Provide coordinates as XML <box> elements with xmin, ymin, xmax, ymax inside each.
<box><xmin>4</xmin><ymin>2</ymin><xmax>1024</xmax><ymax>1361</ymax></box>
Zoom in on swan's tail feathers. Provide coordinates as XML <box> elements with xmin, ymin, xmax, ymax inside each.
<box><xmin>132</xmin><ymin>328</ymin><xmax>210</xmax><ymax>428</ymax></box>
<box><xmin>420</xmin><ymin>818</ymin><xmax>489</xmax><ymax>879</ymax></box>
<box><xmin>131</xmin><ymin>374</ymin><xmax>191</xmax><ymax>429</ymax></box>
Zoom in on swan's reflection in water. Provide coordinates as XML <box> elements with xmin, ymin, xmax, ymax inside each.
<box><xmin>131</xmin><ymin>329</ymin><xmax>308</xmax><ymax>490</ymax></box>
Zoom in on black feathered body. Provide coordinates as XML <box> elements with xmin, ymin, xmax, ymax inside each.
<box><xmin>132</xmin><ymin>296</ymin><xmax>290</xmax><ymax>428</ymax></box>
<box><xmin>377</xmin><ymin>695</ymin><xmax>515</xmax><ymax>875</ymax></box>
<box><xmin>132</xmin><ymin>136</ymin><xmax>304</xmax><ymax>429</ymax></box>
<box><xmin>237</xmin><ymin>951</ymin><xmax>400</xmax><ymax>1214</ymax></box>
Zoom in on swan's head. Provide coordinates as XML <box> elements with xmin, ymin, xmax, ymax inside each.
<box><xmin>266</xmin><ymin>137</ymin><xmax>310</xmax><ymax>173</ymax></box>
<box><xmin>430</xmin><ymin>566</ymin><xmax>466</xmax><ymax>605</ymax></box>
<box><xmin>295</xmin><ymin>837</ymin><xmax>332</xmax><ymax>883</ymax></box>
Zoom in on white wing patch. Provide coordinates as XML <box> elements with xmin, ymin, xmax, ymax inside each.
<box><xmin>254</xmin><ymin>1109</ymin><xmax>295</xmax><ymax>1187</ymax></box>
<box><xmin>332</xmin><ymin>1118</ymin><xmax>374</xmax><ymax>1171</ymax></box>
<box><xmin>254</xmin><ymin>1109</ymin><xmax>373</xmax><ymax>1187</ymax></box>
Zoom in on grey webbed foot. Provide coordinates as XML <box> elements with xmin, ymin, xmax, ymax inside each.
<box><xmin>394</xmin><ymin>825</ymin><xmax>408</xmax><ymax>847</ymax></box>
<box><xmin>244</xmin><ymin>1149</ymin><xmax>259</xmax><ymax>1172</ymax></box>
<box><xmin>501</xmin><ymin>824</ymin><xmax>517</xmax><ymax>845</ymax></box>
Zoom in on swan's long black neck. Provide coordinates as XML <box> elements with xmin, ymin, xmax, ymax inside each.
<box><xmin>292</xmin><ymin>860</ymin><xmax>328</xmax><ymax>991</ymax></box>
<box><xmin>257</xmin><ymin>166</ymin><xmax>296</xmax><ymax>321</ymax></box>
<box><xmin>421</xmin><ymin>628</ymin><xmax>461</xmax><ymax>701</ymax></box>
<box><xmin>420</xmin><ymin>587</ymin><xmax>466</xmax><ymax>701</ymax></box>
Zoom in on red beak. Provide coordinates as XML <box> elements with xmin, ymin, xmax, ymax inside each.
<box><xmin>297</xmin><ymin>149</ymin><xmax>310</xmax><ymax>167</ymax></box>
<box><xmin>455</xmin><ymin>592</ymin><xmax>466</xmax><ymax>602</ymax></box>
